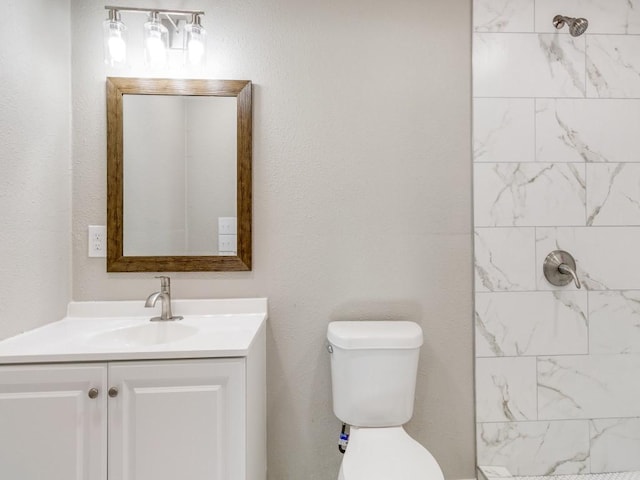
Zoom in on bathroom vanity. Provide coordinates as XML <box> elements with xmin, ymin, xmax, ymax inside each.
<box><xmin>0</xmin><ymin>299</ymin><xmax>267</xmax><ymax>480</ymax></box>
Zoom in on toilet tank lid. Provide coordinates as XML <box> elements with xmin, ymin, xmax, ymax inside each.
<box><xmin>327</xmin><ymin>321</ymin><xmax>423</xmax><ymax>349</ymax></box>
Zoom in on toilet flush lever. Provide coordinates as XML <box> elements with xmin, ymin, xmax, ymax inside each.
<box><xmin>543</xmin><ymin>250</ymin><xmax>581</xmax><ymax>289</ymax></box>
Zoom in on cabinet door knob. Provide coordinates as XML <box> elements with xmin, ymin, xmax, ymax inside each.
<box><xmin>108</xmin><ymin>387</ymin><xmax>119</xmax><ymax>398</ymax></box>
<box><xmin>88</xmin><ymin>388</ymin><xmax>99</xmax><ymax>399</ymax></box>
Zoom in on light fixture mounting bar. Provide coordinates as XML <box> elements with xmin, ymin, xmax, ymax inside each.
<box><xmin>104</xmin><ymin>6</ymin><xmax>205</xmax><ymax>16</ymax></box>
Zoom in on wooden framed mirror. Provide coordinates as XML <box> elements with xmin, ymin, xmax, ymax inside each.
<box><xmin>106</xmin><ymin>77</ymin><xmax>252</xmax><ymax>272</ymax></box>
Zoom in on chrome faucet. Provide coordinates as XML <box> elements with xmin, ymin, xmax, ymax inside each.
<box><xmin>145</xmin><ymin>276</ymin><xmax>183</xmax><ymax>321</ymax></box>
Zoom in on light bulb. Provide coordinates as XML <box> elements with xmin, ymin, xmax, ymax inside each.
<box><xmin>144</xmin><ymin>12</ymin><xmax>169</xmax><ymax>68</ymax></box>
<box><xmin>145</xmin><ymin>31</ymin><xmax>166</xmax><ymax>64</ymax></box>
<box><xmin>108</xmin><ymin>36</ymin><xmax>126</xmax><ymax>64</ymax></box>
<box><xmin>187</xmin><ymin>37</ymin><xmax>205</xmax><ymax>64</ymax></box>
<box><xmin>103</xmin><ymin>10</ymin><xmax>127</xmax><ymax>67</ymax></box>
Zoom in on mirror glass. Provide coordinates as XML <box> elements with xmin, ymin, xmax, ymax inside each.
<box><xmin>107</xmin><ymin>77</ymin><xmax>252</xmax><ymax>272</ymax></box>
<box><xmin>123</xmin><ymin>95</ymin><xmax>237</xmax><ymax>256</ymax></box>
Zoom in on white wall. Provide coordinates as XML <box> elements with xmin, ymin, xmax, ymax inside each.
<box><xmin>0</xmin><ymin>0</ymin><xmax>71</xmax><ymax>339</ymax></box>
<box><xmin>474</xmin><ymin>0</ymin><xmax>640</xmax><ymax>476</ymax></box>
<box><xmin>72</xmin><ymin>1</ymin><xmax>474</xmax><ymax>479</ymax></box>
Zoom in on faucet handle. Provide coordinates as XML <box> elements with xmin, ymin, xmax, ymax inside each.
<box><xmin>154</xmin><ymin>275</ymin><xmax>171</xmax><ymax>292</ymax></box>
<box><xmin>558</xmin><ymin>263</ymin><xmax>581</xmax><ymax>289</ymax></box>
<box><xmin>543</xmin><ymin>250</ymin><xmax>582</xmax><ymax>289</ymax></box>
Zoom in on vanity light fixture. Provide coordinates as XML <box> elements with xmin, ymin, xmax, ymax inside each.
<box><xmin>143</xmin><ymin>11</ymin><xmax>169</xmax><ymax>68</ymax></box>
<box><xmin>103</xmin><ymin>6</ymin><xmax>206</xmax><ymax>68</ymax></box>
<box><xmin>103</xmin><ymin>9</ymin><xmax>127</xmax><ymax>68</ymax></box>
<box><xmin>184</xmin><ymin>13</ymin><xmax>207</xmax><ymax>67</ymax></box>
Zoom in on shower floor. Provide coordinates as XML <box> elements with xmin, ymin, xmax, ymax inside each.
<box><xmin>478</xmin><ymin>466</ymin><xmax>640</xmax><ymax>480</ymax></box>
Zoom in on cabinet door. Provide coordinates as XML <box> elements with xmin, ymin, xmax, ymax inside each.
<box><xmin>108</xmin><ymin>358</ymin><xmax>246</xmax><ymax>480</ymax></box>
<box><xmin>0</xmin><ymin>364</ymin><xmax>108</xmax><ymax>480</ymax></box>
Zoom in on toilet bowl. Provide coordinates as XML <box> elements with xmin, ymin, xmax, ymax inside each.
<box><xmin>338</xmin><ymin>426</ymin><xmax>444</xmax><ymax>480</ymax></box>
<box><xmin>327</xmin><ymin>321</ymin><xmax>444</xmax><ymax>480</ymax></box>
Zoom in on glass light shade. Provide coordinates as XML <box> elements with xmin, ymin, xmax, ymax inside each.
<box><xmin>103</xmin><ymin>16</ymin><xmax>127</xmax><ymax>68</ymax></box>
<box><xmin>143</xmin><ymin>13</ymin><xmax>169</xmax><ymax>68</ymax></box>
<box><xmin>184</xmin><ymin>16</ymin><xmax>206</xmax><ymax>67</ymax></box>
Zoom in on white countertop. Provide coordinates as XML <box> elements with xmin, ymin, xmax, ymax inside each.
<box><xmin>0</xmin><ymin>298</ymin><xmax>267</xmax><ymax>364</ymax></box>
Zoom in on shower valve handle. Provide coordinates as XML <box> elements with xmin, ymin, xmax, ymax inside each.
<box><xmin>558</xmin><ymin>263</ymin><xmax>581</xmax><ymax>289</ymax></box>
<box><xmin>543</xmin><ymin>250</ymin><xmax>582</xmax><ymax>289</ymax></box>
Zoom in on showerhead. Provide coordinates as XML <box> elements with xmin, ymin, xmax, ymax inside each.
<box><xmin>553</xmin><ymin>15</ymin><xmax>589</xmax><ymax>37</ymax></box>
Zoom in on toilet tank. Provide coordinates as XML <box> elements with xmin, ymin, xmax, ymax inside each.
<box><xmin>327</xmin><ymin>321</ymin><xmax>423</xmax><ymax>427</ymax></box>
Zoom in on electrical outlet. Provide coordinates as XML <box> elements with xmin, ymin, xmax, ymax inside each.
<box><xmin>88</xmin><ymin>225</ymin><xmax>107</xmax><ymax>258</ymax></box>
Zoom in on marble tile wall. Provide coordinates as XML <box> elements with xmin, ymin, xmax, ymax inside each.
<box><xmin>473</xmin><ymin>0</ymin><xmax>640</xmax><ymax>475</ymax></box>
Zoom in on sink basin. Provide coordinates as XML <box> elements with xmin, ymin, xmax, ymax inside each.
<box><xmin>88</xmin><ymin>322</ymin><xmax>199</xmax><ymax>347</ymax></box>
<box><xmin>0</xmin><ymin>298</ymin><xmax>267</xmax><ymax>363</ymax></box>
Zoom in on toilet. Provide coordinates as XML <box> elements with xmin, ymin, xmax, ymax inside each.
<box><xmin>327</xmin><ymin>321</ymin><xmax>445</xmax><ymax>480</ymax></box>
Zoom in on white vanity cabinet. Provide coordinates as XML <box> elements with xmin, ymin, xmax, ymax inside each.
<box><xmin>0</xmin><ymin>299</ymin><xmax>267</xmax><ymax>480</ymax></box>
<box><xmin>0</xmin><ymin>357</ymin><xmax>263</xmax><ymax>480</ymax></box>
<box><xmin>0</xmin><ymin>363</ymin><xmax>107</xmax><ymax>480</ymax></box>
<box><xmin>109</xmin><ymin>358</ymin><xmax>246</xmax><ymax>480</ymax></box>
